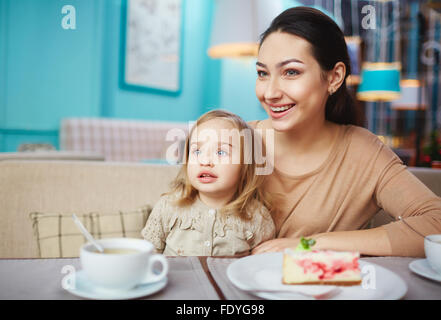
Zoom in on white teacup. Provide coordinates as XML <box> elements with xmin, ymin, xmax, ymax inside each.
<box><xmin>424</xmin><ymin>234</ymin><xmax>441</xmax><ymax>274</ymax></box>
<box><xmin>80</xmin><ymin>238</ymin><xmax>168</xmax><ymax>291</ymax></box>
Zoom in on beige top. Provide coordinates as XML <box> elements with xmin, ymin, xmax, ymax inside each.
<box><xmin>256</xmin><ymin>123</ymin><xmax>441</xmax><ymax>257</ymax></box>
<box><xmin>141</xmin><ymin>193</ymin><xmax>275</xmax><ymax>256</ymax></box>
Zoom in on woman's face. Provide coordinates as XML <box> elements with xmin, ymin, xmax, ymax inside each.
<box><xmin>255</xmin><ymin>31</ymin><xmax>330</xmax><ymax>132</ymax></box>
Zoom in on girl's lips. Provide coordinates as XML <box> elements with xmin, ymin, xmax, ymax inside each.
<box><xmin>267</xmin><ymin>104</ymin><xmax>296</xmax><ymax>119</ymax></box>
<box><xmin>197</xmin><ymin>176</ymin><xmax>217</xmax><ymax>183</ymax></box>
<box><xmin>197</xmin><ymin>172</ymin><xmax>218</xmax><ymax>183</ymax></box>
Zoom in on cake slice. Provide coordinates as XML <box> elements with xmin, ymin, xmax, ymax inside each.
<box><xmin>282</xmin><ymin>238</ymin><xmax>362</xmax><ymax>286</ymax></box>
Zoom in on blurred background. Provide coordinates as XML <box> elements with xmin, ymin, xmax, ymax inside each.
<box><xmin>1</xmin><ymin>0</ymin><xmax>441</xmax><ymax>167</ymax></box>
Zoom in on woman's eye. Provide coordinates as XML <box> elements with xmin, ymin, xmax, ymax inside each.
<box><xmin>257</xmin><ymin>70</ymin><xmax>267</xmax><ymax>78</ymax></box>
<box><xmin>285</xmin><ymin>69</ymin><xmax>299</xmax><ymax>76</ymax></box>
<box><xmin>192</xmin><ymin>149</ymin><xmax>201</xmax><ymax>155</ymax></box>
<box><xmin>216</xmin><ymin>150</ymin><xmax>228</xmax><ymax>156</ymax></box>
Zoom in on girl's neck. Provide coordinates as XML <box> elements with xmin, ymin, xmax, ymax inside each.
<box><xmin>198</xmin><ymin>191</ymin><xmax>234</xmax><ymax>209</ymax></box>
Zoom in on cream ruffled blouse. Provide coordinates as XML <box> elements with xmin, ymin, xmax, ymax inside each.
<box><xmin>141</xmin><ymin>192</ymin><xmax>275</xmax><ymax>256</ymax></box>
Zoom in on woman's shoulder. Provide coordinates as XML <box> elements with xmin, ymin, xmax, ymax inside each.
<box><xmin>247</xmin><ymin>119</ymin><xmax>271</xmax><ymax>130</ymax></box>
<box><xmin>342</xmin><ymin>124</ymin><xmax>385</xmax><ymax>150</ymax></box>
<box><xmin>340</xmin><ymin>125</ymin><xmax>402</xmax><ymax>168</ymax></box>
<box><xmin>248</xmin><ymin>120</ymin><xmax>259</xmax><ymax>129</ymax></box>
<box><xmin>347</xmin><ymin>124</ymin><xmax>380</xmax><ymax>139</ymax></box>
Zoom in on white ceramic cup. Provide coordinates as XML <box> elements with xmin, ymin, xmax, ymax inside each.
<box><xmin>80</xmin><ymin>238</ymin><xmax>168</xmax><ymax>291</ymax></box>
<box><xmin>424</xmin><ymin>234</ymin><xmax>441</xmax><ymax>274</ymax></box>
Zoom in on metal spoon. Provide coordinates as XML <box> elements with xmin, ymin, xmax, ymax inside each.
<box><xmin>72</xmin><ymin>214</ymin><xmax>104</xmax><ymax>252</ymax></box>
<box><xmin>398</xmin><ymin>216</ymin><xmax>436</xmax><ymax>243</ymax></box>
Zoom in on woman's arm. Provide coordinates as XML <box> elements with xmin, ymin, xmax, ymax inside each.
<box><xmin>251</xmin><ymin>227</ymin><xmax>392</xmax><ymax>255</ymax></box>
<box><xmin>373</xmin><ymin>149</ymin><xmax>441</xmax><ymax>256</ymax></box>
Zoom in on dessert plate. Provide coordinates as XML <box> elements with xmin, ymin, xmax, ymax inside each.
<box><xmin>409</xmin><ymin>259</ymin><xmax>441</xmax><ymax>282</ymax></box>
<box><xmin>63</xmin><ymin>270</ymin><xmax>167</xmax><ymax>300</ymax></box>
<box><xmin>227</xmin><ymin>252</ymin><xmax>407</xmax><ymax>300</ymax></box>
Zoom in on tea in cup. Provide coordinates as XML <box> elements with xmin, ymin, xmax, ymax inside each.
<box><xmin>80</xmin><ymin>238</ymin><xmax>168</xmax><ymax>291</ymax></box>
<box><xmin>424</xmin><ymin>234</ymin><xmax>441</xmax><ymax>274</ymax></box>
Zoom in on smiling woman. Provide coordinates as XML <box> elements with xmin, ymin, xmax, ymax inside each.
<box><xmin>249</xmin><ymin>7</ymin><xmax>441</xmax><ymax>258</ymax></box>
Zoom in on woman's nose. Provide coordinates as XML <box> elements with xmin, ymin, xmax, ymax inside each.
<box><xmin>264</xmin><ymin>78</ymin><xmax>283</xmax><ymax>101</ymax></box>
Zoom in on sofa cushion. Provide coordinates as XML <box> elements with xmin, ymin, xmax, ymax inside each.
<box><xmin>29</xmin><ymin>205</ymin><xmax>151</xmax><ymax>258</ymax></box>
<box><xmin>0</xmin><ymin>160</ymin><xmax>180</xmax><ymax>258</ymax></box>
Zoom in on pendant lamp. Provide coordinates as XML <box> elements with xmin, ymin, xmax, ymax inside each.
<box><xmin>356</xmin><ymin>62</ymin><xmax>401</xmax><ymax>102</ymax></box>
<box><xmin>208</xmin><ymin>0</ymin><xmax>283</xmax><ymax>58</ymax></box>
<box><xmin>391</xmin><ymin>79</ymin><xmax>427</xmax><ymax>110</ymax></box>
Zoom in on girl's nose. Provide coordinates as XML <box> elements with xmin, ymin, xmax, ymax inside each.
<box><xmin>198</xmin><ymin>152</ymin><xmax>214</xmax><ymax>167</ymax></box>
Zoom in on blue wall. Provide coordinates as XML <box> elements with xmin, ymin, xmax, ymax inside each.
<box><xmin>0</xmin><ymin>0</ymin><xmax>224</xmax><ymax>152</ymax></box>
<box><xmin>0</xmin><ymin>0</ymin><xmax>105</xmax><ymax>150</ymax></box>
<box><xmin>0</xmin><ymin>0</ymin><xmax>343</xmax><ymax>152</ymax></box>
<box><xmin>216</xmin><ymin>58</ymin><xmax>267</xmax><ymax>122</ymax></box>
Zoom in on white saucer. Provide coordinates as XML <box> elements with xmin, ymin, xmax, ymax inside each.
<box><xmin>63</xmin><ymin>270</ymin><xmax>167</xmax><ymax>300</ymax></box>
<box><xmin>409</xmin><ymin>259</ymin><xmax>441</xmax><ymax>283</ymax></box>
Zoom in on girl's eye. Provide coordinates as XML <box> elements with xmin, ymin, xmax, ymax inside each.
<box><xmin>216</xmin><ymin>150</ymin><xmax>228</xmax><ymax>156</ymax></box>
<box><xmin>192</xmin><ymin>149</ymin><xmax>201</xmax><ymax>155</ymax></box>
<box><xmin>257</xmin><ymin>70</ymin><xmax>267</xmax><ymax>78</ymax></box>
<box><xmin>285</xmin><ymin>69</ymin><xmax>300</xmax><ymax>76</ymax></box>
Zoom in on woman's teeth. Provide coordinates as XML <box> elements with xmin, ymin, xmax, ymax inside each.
<box><xmin>270</xmin><ymin>104</ymin><xmax>295</xmax><ymax>112</ymax></box>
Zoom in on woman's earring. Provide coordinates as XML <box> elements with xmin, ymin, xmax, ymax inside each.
<box><xmin>329</xmin><ymin>88</ymin><xmax>334</xmax><ymax>95</ymax></box>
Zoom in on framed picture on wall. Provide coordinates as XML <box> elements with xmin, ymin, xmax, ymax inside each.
<box><xmin>345</xmin><ymin>36</ymin><xmax>362</xmax><ymax>86</ymax></box>
<box><xmin>121</xmin><ymin>0</ymin><xmax>183</xmax><ymax>95</ymax></box>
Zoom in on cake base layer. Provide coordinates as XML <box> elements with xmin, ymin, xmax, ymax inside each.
<box><xmin>282</xmin><ymin>279</ymin><xmax>362</xmax><ymax>286</ymax></box>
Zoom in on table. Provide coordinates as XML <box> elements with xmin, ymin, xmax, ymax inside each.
<box><xmin>0</xmin><ymin>257</ymin><xmax>218</xmax><ymax>300</ymax></box>
<box><xmin>206</xmin><ymin>256</ymin><xmax>441</xmax><ymax>300</ymax></box>
<box><xmin>0</xmin><ymin>256</ymin><xmax>440</xmax><ymax>300</ymax></box>
<box><xmin>0</xmin><ymin>151</ymin><xmax>105</xmax><ymax>161</ymax></box>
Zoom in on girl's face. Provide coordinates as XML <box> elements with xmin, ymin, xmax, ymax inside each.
<box><xmin>255</xmin><ymin>31</ymin><xmax>330</xmax><ymax>132</ymax></box>
<box><xmin>187</xmin><ymin>119</ymin><xmax>242</xmax><ymax>201</ymax></box>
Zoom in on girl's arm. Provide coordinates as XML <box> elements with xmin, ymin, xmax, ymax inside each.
<box><xmin>141</xmin><ymin>197</ymin><xmax>169</xmax><ymax>253</ymax></box>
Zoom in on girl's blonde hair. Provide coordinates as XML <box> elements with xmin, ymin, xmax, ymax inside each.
<box><xmin>168</xmin><ymin>109</ymin><xmax>274</xmax><ymax>220</ymax></box>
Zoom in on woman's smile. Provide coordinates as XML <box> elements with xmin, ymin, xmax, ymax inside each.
<box><xmin>267</xmin><ymin>103</ymin><xmax>297</xmax><ymax>119</ymax></box>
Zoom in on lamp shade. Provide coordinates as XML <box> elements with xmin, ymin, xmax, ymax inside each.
<box><xmin>356</xmin><ymin>62</ymin><xmax>401</xmax><ymax>102</ymax></box>
<box><xmin>208</xmin><ymin>1</ymin><xmax>340</xmax><ymax>58</ymax></box>
<box><xmin>208</xmin><ymin>0</ymin><xmax>283</xmax><ymax>58</ymax></box>
<box><xmin>390</xmin><ymin>79</ymin><xmax>427</xmax><ymax>110</ymax></box>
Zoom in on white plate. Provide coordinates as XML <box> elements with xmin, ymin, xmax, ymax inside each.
<box><xmin>409</xmin><ymin>259</ymin><xmax>441</xmax><ymax>283</ymax></box>
<box><xmin>63</xmin><ymin>270</ymin><xmax>167</xmax><ymax>300</ymax></box>
<box><xmin>227</xmin><ymin>252</ymin><xmax>407</xmax><ymax>300</ymax></box>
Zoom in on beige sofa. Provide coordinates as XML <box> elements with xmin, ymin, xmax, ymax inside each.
<box><xmin>1</xmin><ymin>160</ymin><xmax>441</xmax><ymax>258</ymax></box>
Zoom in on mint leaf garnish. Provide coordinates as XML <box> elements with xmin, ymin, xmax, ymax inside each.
<box><xmin>295</xmin><ymin>237</ymin><xmax>316</xmax><ymax>252</ymax></box>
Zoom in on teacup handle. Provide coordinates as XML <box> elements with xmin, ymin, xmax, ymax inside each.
<box><xmin>144</xmin><ymin>254</ymin><xmax>168</xmax><ymax>284</ymax></box>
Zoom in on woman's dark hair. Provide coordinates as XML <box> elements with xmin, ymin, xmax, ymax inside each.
<box><xmin>259</xmin><ymin>6</ymin><xmax>364</xmax><ymax>126</ymax></box>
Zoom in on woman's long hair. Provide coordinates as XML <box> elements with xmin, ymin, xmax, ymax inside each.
<box><xmin>259</xmin><ymin>6</ymin><xmax>364</xmax><ymax>126</ymax></box>
<box><xmin>168</xmin><ymin>110</ymin><xmax>274</xmax><ymax>221</ymax></box>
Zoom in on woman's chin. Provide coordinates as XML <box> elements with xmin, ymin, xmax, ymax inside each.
<box><xmin>269</xmin><ymin>118</ymin><xmax>298</xmax><ymax>132</ymax></box>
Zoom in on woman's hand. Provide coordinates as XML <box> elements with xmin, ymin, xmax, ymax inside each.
<box><xmin>251</xmin><ymin>238</ymin><xmax>299</xmax><ymax>255</ymax></box>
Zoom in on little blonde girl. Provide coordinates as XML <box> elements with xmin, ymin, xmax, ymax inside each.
<box><xmin>141</xmin><ymin>110</ymin><xmax>275</xmax><ymax>256</ymax></box>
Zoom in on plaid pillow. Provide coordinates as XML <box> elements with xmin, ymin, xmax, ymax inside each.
<box><xmin>29</xmin><ymin>205</ymin><xmax>152</xmax><ymax>258</ymax></box>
